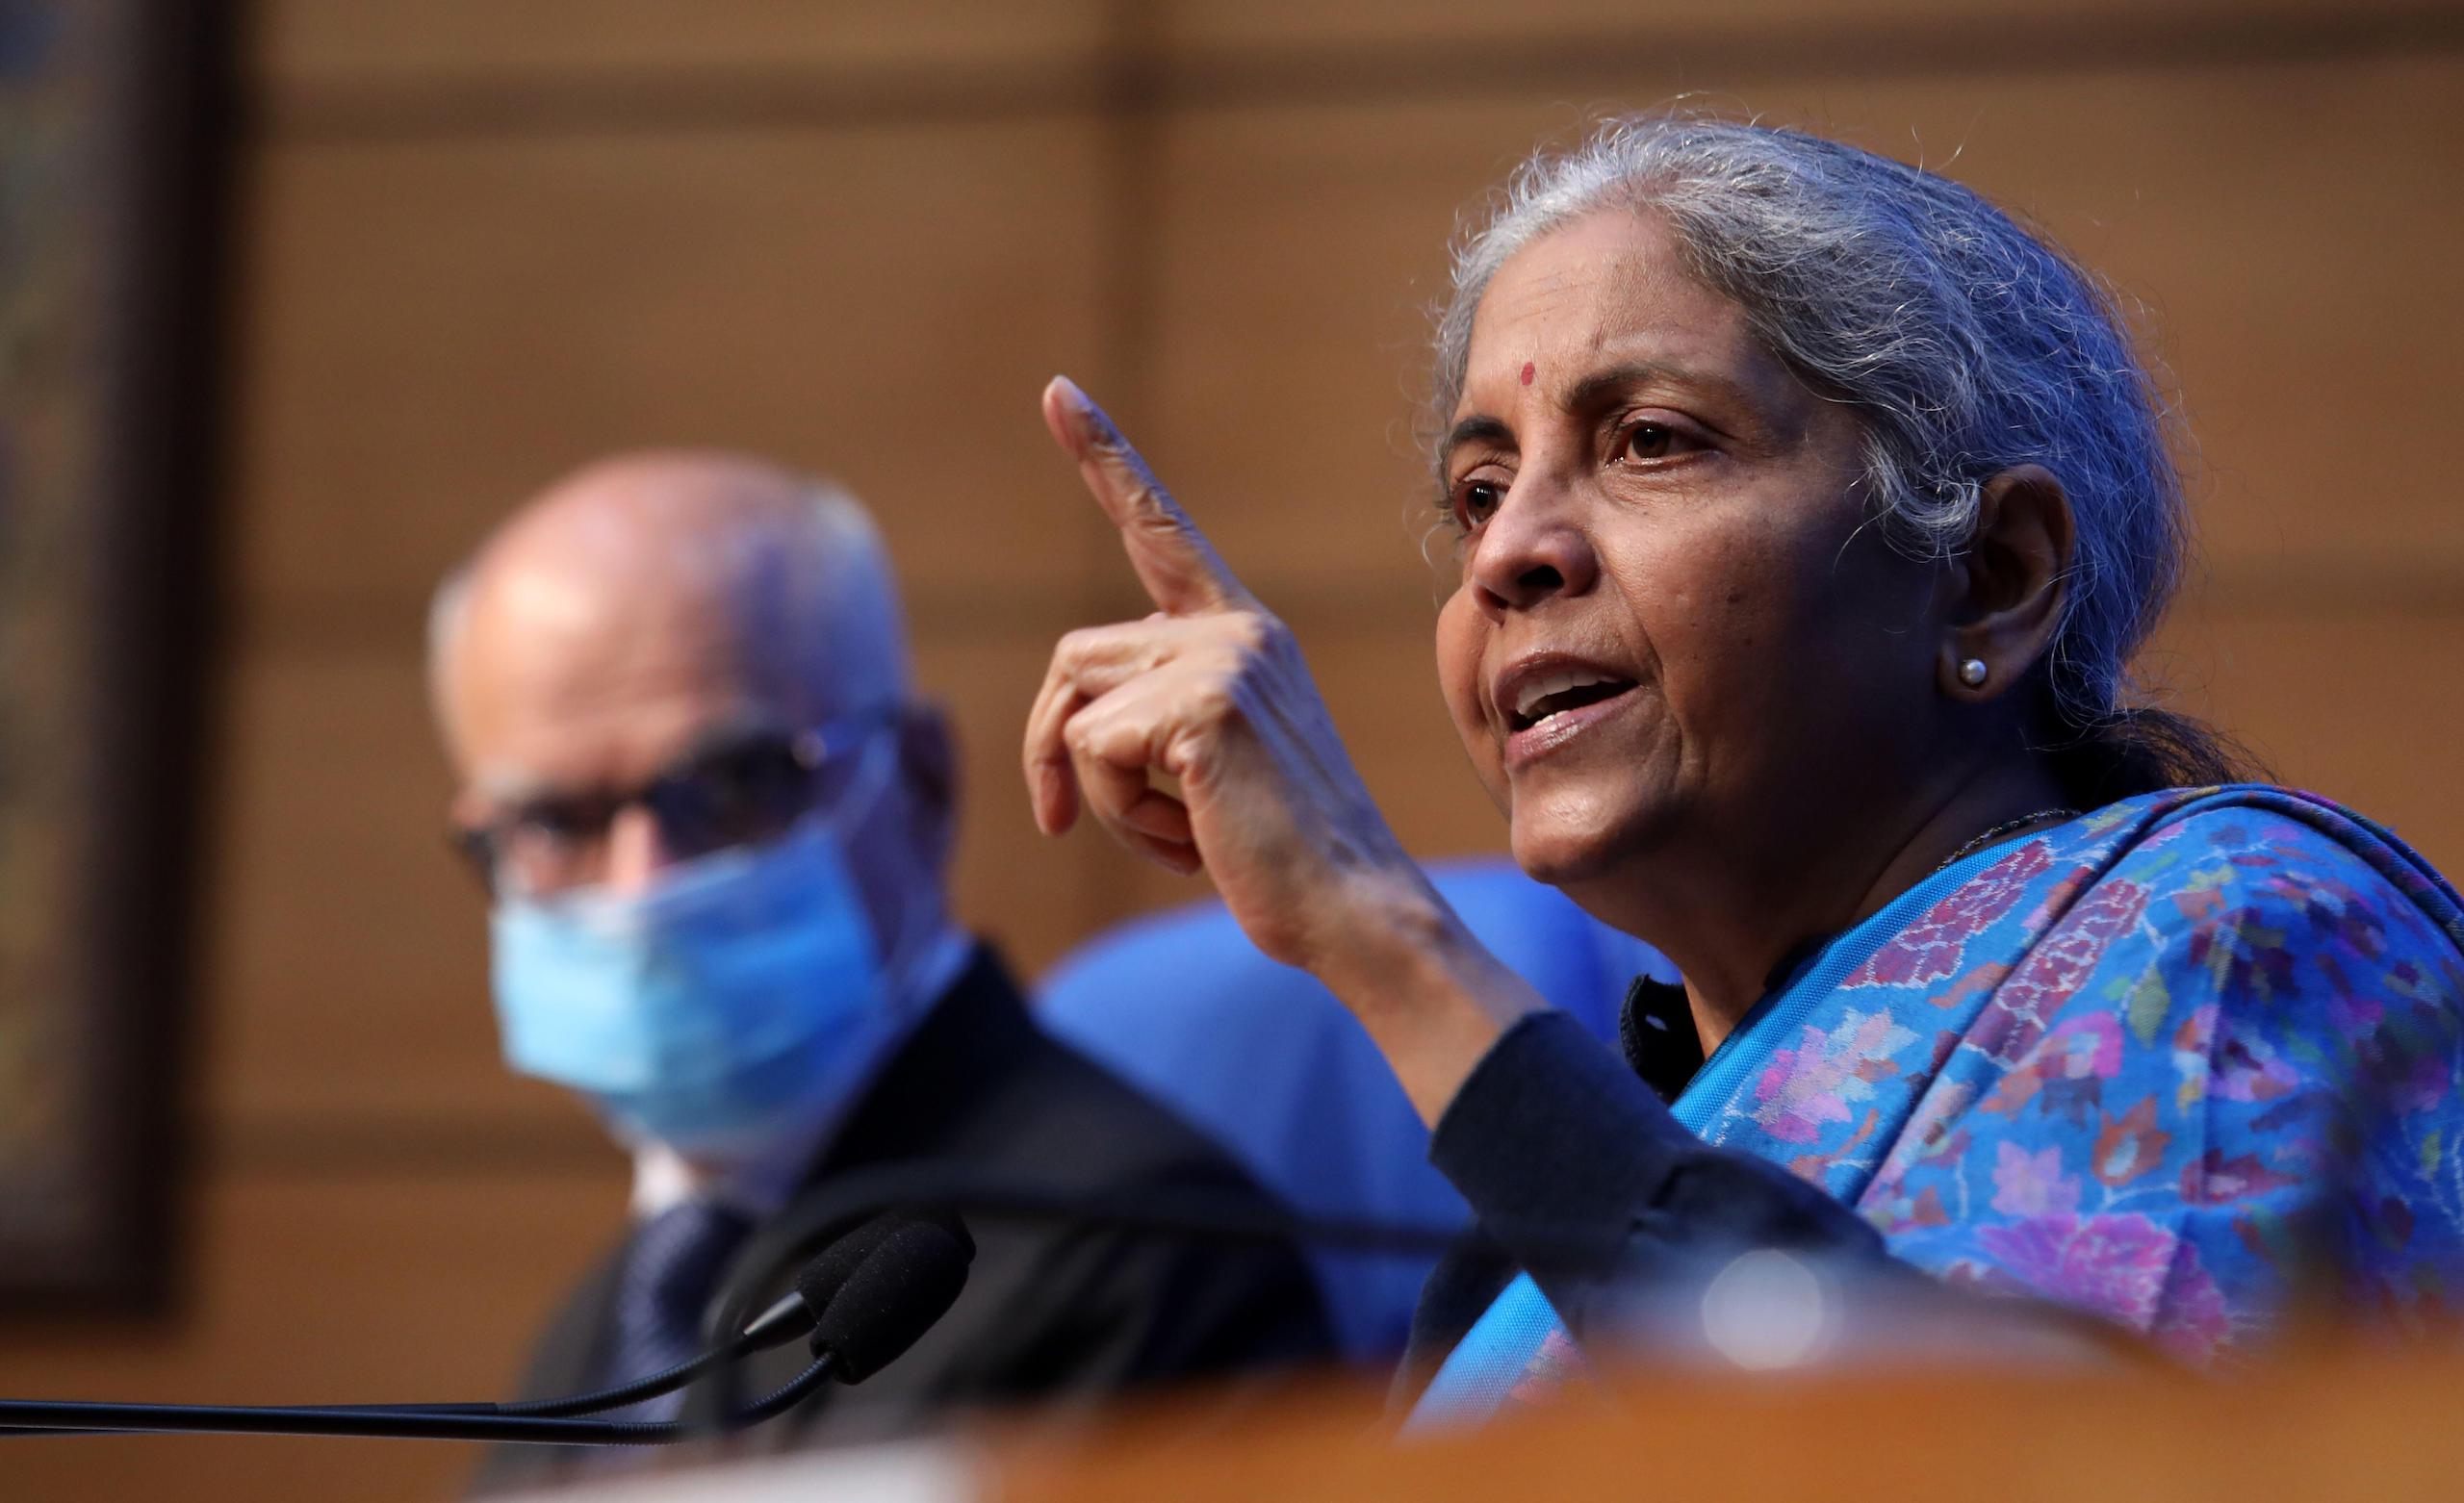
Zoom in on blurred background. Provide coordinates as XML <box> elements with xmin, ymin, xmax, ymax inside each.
<box><xmin>2</xmin><ymin>0</ymin><xmax>2460</xmax><ymax>1497</ymax></box>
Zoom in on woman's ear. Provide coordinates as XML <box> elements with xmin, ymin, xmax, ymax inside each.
<box><xmin>1938</xmin><ymin>464</ymin><xmax>2074</xmax><ymax>701</ymax></box>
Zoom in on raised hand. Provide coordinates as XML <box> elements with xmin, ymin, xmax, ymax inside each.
<box><xmin>1024</xmin><ymin>377</ymin><xmax>1541</xmax><ymax>1117</ymax></box>
<box><xmin>1024</xmin><ymin>375</ymin><xmax>1423</xmax><ymax>973</ymax></box>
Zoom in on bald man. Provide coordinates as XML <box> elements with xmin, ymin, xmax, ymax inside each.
<box><xmin>430</xmin><ymin>454</ymin><xmax>1330</xmax><ymax>1490</ymax></box>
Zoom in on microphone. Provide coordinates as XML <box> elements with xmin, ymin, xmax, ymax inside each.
<box><xmin>0</xmin><ymin>1209</ymin><xmax>974</xmax><ymax>1444</ymax></box>
<box><xmin>797</xmin><ymin>1211</ymin><xmax>976</xmax><ymax>1383</ymax></box>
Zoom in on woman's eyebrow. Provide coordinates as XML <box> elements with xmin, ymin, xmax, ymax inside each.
<box><xmin>1441</xmin><ymin>414</ymin><xmax>1515</xmax><ymax>464</ymax></box>
<box><xmin>1562</xmin><ymin>359</ymin><xmax>1754</xmax><ymax>415</ymax></box>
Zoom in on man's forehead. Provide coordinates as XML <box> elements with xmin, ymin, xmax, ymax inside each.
<box><xmin>448</xmin><ymin>566</ymin><xmax>801</xmax><ymax>777</ymax></box>
<box><xmin>470</xmin><ymin>552</ymin><xmax>746</xmax><ymax>686</ymax></box>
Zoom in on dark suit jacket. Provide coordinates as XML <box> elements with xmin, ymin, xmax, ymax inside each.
<box><xmin>474</xmin><ymin>946</ymin><xmax>1332</xmax><ymax>1494</ymax></box>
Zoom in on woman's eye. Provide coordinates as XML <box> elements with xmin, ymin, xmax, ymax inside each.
<box><xmin>1618</xmin><ymin>421</ymin><xmax>1696</xmax><ymax>464</ymax></box>
<box><xmin>1451</xmin><ymin>479</ymin><xmax>1504</xmax><ymax>531</ymax></box>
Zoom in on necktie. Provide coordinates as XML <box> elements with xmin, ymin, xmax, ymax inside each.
<box><xmin>596</xmin><ymin>1200</ymin><xmax>752</xmax><ymax>1423</ymax></box>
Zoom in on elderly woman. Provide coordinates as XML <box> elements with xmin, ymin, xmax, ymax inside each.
<box><xmin>1024</xmin><ymin>115</ymin><xmax>2464</xmax><ymax>1419</ymax></box>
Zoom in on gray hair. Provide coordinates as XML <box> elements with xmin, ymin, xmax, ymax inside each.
<box><xmin>1433</xmin><ymin>114</ymin><xmax>2242</xmax><ymax>795</ymax></box>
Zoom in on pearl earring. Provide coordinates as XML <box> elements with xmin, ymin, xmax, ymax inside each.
<box><xmin>1958</xmin><ymin>658</ymin><xmax>1989</xmax><ymax>688</ymax></box>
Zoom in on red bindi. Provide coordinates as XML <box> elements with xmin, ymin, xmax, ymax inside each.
<box><xmin>1520</xmin><ymin>361</ymin><xmax>1535</xmax><ymax>386</ymax></box>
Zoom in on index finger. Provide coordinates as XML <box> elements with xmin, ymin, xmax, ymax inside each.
<box><xmin>1043</xmin><ymin>374</ymin><xmax>1252</xmax><ymax>616</ymax></box>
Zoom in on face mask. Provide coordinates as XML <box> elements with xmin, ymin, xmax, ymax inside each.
<box><xmin>488</xmin><ymin>734</ymin><xmax>903</xmax><ymax>1158</ymax></box>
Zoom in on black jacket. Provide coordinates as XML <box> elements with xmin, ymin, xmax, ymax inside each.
<box><xmin>475</xmin><ymin>946</ymin><xmax>1332</xmax><ymax>1493</ymax></box>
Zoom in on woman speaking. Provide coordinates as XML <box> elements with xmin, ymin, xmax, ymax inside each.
<box><xmin>1023</xmin><ymin>114</ymin><xmax>2464</xmax><ymax>1423</ymax></box>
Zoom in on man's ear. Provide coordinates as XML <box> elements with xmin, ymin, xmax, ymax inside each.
<box><xmin>896</xmin><ymin>700</ymin><xmax>961</xmax><ymax>874</ymax></box>
<box><xmin>1938</xmin><ymin>464</ymin><xmax>2074</xmax><ymax>701</ymax></box>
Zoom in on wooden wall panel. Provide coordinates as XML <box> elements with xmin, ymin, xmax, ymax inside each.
<box><xmin>1155</xmin><ymin>0</ymin><xmax>2446</xmax><ymax>53</ymax></box>
<box><xmin>2151</xmin><ymin>597</ymin><xmax>2464</xmax><ymax>868</ymax></box>
<box><xmin>0</xmin><ymin>1169</ymin><xmax>622</xmax><ymax>1502</ymax></box>
<box><xmin>256</xmin><ymin>0</ymin><xmax>1107</xmax><ymax>88</ymax></box>
<box><xmin>1135</xmin><ymin>106</ymin><xmax>1474</xmax><ymax>601</ymax></box>
<box><xmin>199</xmin><ymin>647</ymin><xmax>525</xmax><ymax>1127</ymax></box>
<box><xmin>232</xmin><ymin>118</ymin><xmax>1116</xmax><ymax>634</ymax></box>
<box><xmin>918</xmin><ymin>618</ymin><xmax>1130</xmax><ymax>973</ymax></box>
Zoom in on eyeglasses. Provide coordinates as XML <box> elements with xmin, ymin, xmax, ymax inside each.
<box><xmin>451</xmin><ymin>714</ymin><xmax>888</xmax><ymax>896</ymax></box>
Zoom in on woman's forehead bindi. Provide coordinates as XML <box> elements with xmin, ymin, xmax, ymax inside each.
<box><xmin>1520</xmin><ymin>361</ymin><xmax>1535</xmax><ymax>386</ymax></box>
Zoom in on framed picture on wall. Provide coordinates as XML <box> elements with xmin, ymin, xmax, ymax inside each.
<box><xmin>0</xmin><ymin>0</ymin><xmax>229</xmax><ymax>1310</ymax></box>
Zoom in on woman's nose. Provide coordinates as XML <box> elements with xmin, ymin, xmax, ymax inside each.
<box><xmin>1468</xmin><ymin>483</ymin><xmax>1599</xmax><ymax>615</ymax></box>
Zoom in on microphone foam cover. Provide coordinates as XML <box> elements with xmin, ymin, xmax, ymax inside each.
<box><xmin>790</xmin><ymin>1211</ymin><xmax>909</xmax><ymax>1319</ymax></box>
<box><xmin>808</xmin><ymin>1217</ymin><xmax>975</xmax><ymax>1383</ymax></box>
<box><xmin>792</xmin><ymin>1208</ymin><xmax>976</xmax><ymax>1316</ymax></box>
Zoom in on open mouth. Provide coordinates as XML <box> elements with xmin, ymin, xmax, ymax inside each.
<box><xmin>1505</xmin><ymin>668</ymin><xmax>1639</xmax><ymax>733</ymax></box>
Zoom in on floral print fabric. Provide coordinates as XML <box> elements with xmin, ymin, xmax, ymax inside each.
<box><xmin>1699</xmin><ymin>785</ymin><xmax>2464</xmax><ymax>1363</ymax></box>
<box><xmin>1476</xmin><ymin>785</ymin><xmax>2464</xmax><ymax>1404</ymax></box>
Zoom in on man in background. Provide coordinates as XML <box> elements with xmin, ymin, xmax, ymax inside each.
<box><xmin>427</xmin><ymin>452</ymin><xmax>1329</xmax><ymax>1490</ymax></box>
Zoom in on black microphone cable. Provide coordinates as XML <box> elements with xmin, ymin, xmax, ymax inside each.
<box><xmin>0</xmin><ymin>1208</ymin><xmax>972</xmax><ymax>1444</ymax></box>
<box><xmin>0</xmin><ymin>1360</ymin><xmax>838</xmax><ymax>1445</ymax></box>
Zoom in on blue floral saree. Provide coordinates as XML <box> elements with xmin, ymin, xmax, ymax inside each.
<box><xmin>1411</xmin><ymin>784</ymin><xmax>2464</xmax><ymax>1425</ymax></box>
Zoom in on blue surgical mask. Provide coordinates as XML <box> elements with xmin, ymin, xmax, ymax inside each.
<box><xmin>488</xmin><ymin>736</ymin><xmax>904</xmax><ymax>1158</ymax></box>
